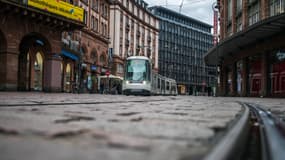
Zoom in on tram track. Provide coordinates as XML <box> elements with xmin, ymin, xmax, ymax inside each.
<box><xmin>204</xmin><ymin>102</ymin><xmax>285</xmax><ymax>160</ymax></box>
<box><xmin>0</xmin><ymin>99</ymin><xmax>169</xmax><ymax>107</ymax></box>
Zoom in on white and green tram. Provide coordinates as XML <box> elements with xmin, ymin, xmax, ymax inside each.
<box><xmin>122</xmin><ymin>56</ymin><xmax>177</xmax><ymax>96</ymax></box>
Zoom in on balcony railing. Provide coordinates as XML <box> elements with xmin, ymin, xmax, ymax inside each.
<box><xmin>62</xmin><ymin>38</ymin><xmax>81</xmax><ymax>53</ymax></box>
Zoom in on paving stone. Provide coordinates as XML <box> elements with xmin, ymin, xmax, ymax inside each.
<box><xmin>1</xmin><ymin>92</ymin><xmax>283</xmax><ymax>160</ymax></box>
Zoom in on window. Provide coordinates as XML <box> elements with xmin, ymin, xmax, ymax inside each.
<box><xmin>95</xmin><ymin>18</ymin><xmax>98</xmax><ymax>32</ymax></box>
<box><xmin>270</xmin><ymin>0</ymin><xmax>285</xmax><ymax>16</ymax></box>
<box><xmin>227</xmin><ymin>0</ymin><xmax>233</xmax><ymax>22</ymax></box>
<box><xmin>248</xmin><ymin>2</ymin><xmax>260</xmax><ymax>25</ymax></box>
<box><xmin>126</xmin><ymin>0</ymin><xmax>129</xmax><ymax>9</ymax></box>
<box><xmin>237</xmin><ymin>0</ymin><xmax>242</xmax><ymax>13</ymax></box>
<box><xmin>104</xmin><ymin>24</ymin><xmax>107</xmax><ymax>36</ymax></box>
<box><xmin>91</xmin><ymin>16</ymin><xmax>95</xmax><ymax>30</ymax></box>
<box><xmin>92</xmin><ymin>0</ymin><xmax>99</xmax><ymax>11</ymax></box>
<box><xmin>101</xmin><ymin>22</ymin><xmax>104</xmax><ymax>34</ymax></box>
<box><xmin>236</xmin><ymin>16</ymin><xmax>242</xmax><ymax>32</ymax></box>
<box><xmin>117</xmin><ymin>64</ymin><xmax>124</xmax><ymax>74</ymax></box>
<box><xmin>84</xmin><ymin>10</ymin><xmax>88</xmax><ymax>24</ymax></box>
<box><xmin>104</xmin><ymin>5</ymin><xmax>108</xmax><ymax>17</ymax></box>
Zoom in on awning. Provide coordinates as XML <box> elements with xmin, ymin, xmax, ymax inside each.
<box><xmin>61</xmin><ymin>49</ymin><xmax>79</xmax><ymax>61</ymax></box>
<box><xmin>98</xmin><ymin>75</ymin><xmax>123</xmax><ymax>80</ymax></box>
<box><xmin>204</xmin><ymin>13</ymin><xmax>285</xmax><ymax>65</ymax></box>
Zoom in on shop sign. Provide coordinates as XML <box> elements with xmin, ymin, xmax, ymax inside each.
<box><xmin>81</xmin><ymin>63</ymin><xmax>87</xmax><ymax>68</ymax></box>
<box><xmin>106</xmin><ymin>70</ymin><xmax>110</xmax><ymax>76</ymax></box>
<box><xmin>28</xmin><ymin>0</ymin><xmax>84</xmax><ymax>22</ymax></box>
<box><xmin>91</xmin><ymin>65</ymin><xmax>97</xmax><ymax>71</ymax></box>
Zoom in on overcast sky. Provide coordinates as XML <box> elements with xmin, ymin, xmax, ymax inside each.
<box><xmin>145</xmin><ymin>0</ymin><xmax>216</xmax><ymax>26</ymax></box>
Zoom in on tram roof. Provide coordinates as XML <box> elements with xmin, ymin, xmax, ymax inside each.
<box><xmin>126</xmin><ymin>56</ymin><xmax>150</xmax><ymax>61</ymax></box>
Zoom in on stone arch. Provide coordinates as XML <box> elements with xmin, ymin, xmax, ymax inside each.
<box><xmin>18</xmin><ymin>32</ymin><xmax>51</xmax><ymax>91</ymax></box>
<box><xmin>99</xmin><ymin>54</ymin><xmax>107</xmax><ymax>66</ymax></box>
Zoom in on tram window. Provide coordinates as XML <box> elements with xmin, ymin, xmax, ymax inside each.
<box><xmin>166</xmin><ymin>82</ymin><xmax>170</xmax><ymax>90</ymax></box>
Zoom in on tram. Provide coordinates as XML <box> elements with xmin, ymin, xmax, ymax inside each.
<box><xmin>122</xmin><ymin>56</ymin><xmax>177</xmax><ymax>96</ymax></box>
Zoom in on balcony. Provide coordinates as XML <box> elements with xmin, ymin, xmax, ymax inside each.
<box><xmin>61</xmin><ymin>38</ymin><xmax>81</xmax><ymax>53</ymax></box>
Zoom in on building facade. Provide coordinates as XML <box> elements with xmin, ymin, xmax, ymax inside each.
<box><xmin>150</xmin><ymin>6</ymin><xmax>216</xmax><ymax>95</ymax></box>
<box><xmin>0</xmin><ymin>0</ymin><xmax>84</xmax><ymax>92</ymax></box>
<box><xmin>205</xmin><ymin>0</ymin><xmax>285</xmax><ymax>97</ymax></box>
<box><xmin>61</xmin><ymin>0</ymin><xmax>110</xmax><ymax>93</ymax></box>
<box><xmin>109</xmin><ymin>0</ymin><xmax>159</xmax><ymax>78</ymax></box>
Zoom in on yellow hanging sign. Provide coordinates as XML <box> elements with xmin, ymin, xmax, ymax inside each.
<box><xmin>28</xmin><ymin>0</ymin><xmax>84</xmax><ymax>22</ymax></box>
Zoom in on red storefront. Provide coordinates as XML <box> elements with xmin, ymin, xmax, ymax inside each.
<box><xmin>205</xmin><ymin>13</ymin><xmax>285</xmax><ymax>98</ymax></box>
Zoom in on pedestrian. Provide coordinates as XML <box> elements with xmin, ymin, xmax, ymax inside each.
<box><xmin>117</xmin><ymin>83</ymin><xmax>122</xmax><ymax>94</ymax></box>
<box><xmin>100</xmin><ymin>82</ymin><xmax>104</xmax><ymax>94</ymax></box>
<box><xmin>111</xmin><ymin>84</ymin><xmax>117</xmax><ymax>94</ymax></box>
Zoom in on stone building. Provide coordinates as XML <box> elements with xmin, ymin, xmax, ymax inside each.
<box><xmin>0</xmin><ymin>0</ymin><xmax>84</xmax><ymax>92</ymax></box>
<box><xmin>150</xmin><ymin>6</ymin><xmax>215</xmax><ymax>95</ymax></box>
<box><xmin>205</xmin><ymin>0</ymin><xmax>285</xmax><ymax>97</ymax></box>
<box><xmin>109</xmin><ymin>0</ymin><xmax>159</xmax><ymax>78</ymax></box>
<box><xmin>61</xmin><ymin>0</ymin><xmax>110</xmax><ymax>93</ymax></box>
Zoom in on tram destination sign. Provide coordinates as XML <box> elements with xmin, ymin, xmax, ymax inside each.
<box><xmin>28</xmin><ymin>0</ymin><xmax>84</xmax><ymax>22</ymax></box>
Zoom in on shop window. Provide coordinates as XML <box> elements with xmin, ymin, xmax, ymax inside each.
<box><xmin>269</xmin><ymin>50</ymin><xmax>285</xmax><ymax>96</ymax></box>
<box><xmin>236</xmin><ymin>61</ymin><xmax>243</xmax><ymax>95</ymax></box>
<box><xmin>64</xmin><ymin>63</ymin><xmax>72</xmax><ymax>92</ymax></box>
<box><xmin>26</xmin><ymin>53</ymin><xmax>31</xmax><ymax>90</ymax></box>
<box><xmin>248</xmin><ymin>55</ymin><xmax>261</xmax><ymax>96</ymax></box>
<box><xmin>33</xmin><ymin>52</ymin><xmax>43</xmax><ymax>91</ymax></box>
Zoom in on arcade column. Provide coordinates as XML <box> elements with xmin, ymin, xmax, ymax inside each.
<box><xmin>43</xmin><ymin>54</ymin><xmax>62</xmax><ymax>92</ymax></box>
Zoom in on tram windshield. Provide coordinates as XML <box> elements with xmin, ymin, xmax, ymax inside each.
<box><xmin>125</xmin><ymin>59</ymin><xmax>151</xmax><ymax>82</ymax></box>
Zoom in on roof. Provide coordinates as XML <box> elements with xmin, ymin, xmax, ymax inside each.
<box><xmin>149</xmin><ymin>6</ymin><xmax>212</xmax><ymax>28</ymax></box>
<box><xmin>126</xmin><ymin>56</ymin><xmax>150</xmax><ymax>60</ymax></box>
<box><xmin>204</xmin><ymin>13</ymin><xmax>285</xmax><ymax>65</ymax></box>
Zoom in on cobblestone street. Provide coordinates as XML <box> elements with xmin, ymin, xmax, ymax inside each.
<box><xmin>0</xmin><ymin>92</ymin><xmax>284</xmax><ymax>160</ymax></box>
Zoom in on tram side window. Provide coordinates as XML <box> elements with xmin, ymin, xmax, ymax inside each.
<box><xmin>166</xmin><ymin>82</ymin><xmax>170</xmax><ymax>90</ymax></box>
<box><xmin>162</xmin><ymin>80</ymin><xmax>165</xmax><ymax>91</ymax></box>
<box><xmin>158</xmin><ymin>79</ymin><xmax>161</xmax><ymax>88</ymax></box>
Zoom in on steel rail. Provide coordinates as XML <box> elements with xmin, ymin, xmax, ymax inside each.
<box><xmin>203</xmin><ymin>103</ymin><xmax>250</xmax><ymax>160</ymax></box>
<box><xmin>246</xmin><ymin>103</ymin><xmax>285</xmax><ymax>160</ymax></box>
<box><xmin>0</xmin><ymin>99</ymin><xmax>168</xmax><ymax>107</ymax></box>
<box><xmin>204</xmin><ymin>102</ymin><xmax>285</xmax><ymax>160</ymax></box>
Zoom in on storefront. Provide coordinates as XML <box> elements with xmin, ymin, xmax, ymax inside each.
<box><xmin>205</xmin><ymin>13</ymin><xmax>285</xmax><ymax>97</ymax></box>
<box><xmin>0</xmin><ymin>0</ymin><xmax>84</xmax><ymax>92</ymax></box>
<box><xmin>269</xmin><ymin>50</ymin><xmax>285</xmax><ymax>96</ymax></box>
<box><xmin>61</xmin><ymin>49</ymin><xmax>79</xmax><ymax>93</ymax></box>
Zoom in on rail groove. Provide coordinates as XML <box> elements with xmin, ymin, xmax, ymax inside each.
<box><xmin>204</xmin><ymin>102</ymin><xmax>285</xmax><ymax>160</ymax></box>
<box><xmin>0</xmin><ymin>99</ymin><xmax>168</xmax><ymax>107</ymax></box>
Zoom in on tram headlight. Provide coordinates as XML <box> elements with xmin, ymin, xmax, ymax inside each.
<box><xmin>142</xmin><ymin>81</ymin><xmax>146</xmax><ymax>85</ymax></box>
<box><xmin>126</xmin><ymin>80</ymin><xmax>130</xmax><ymax>84</ymax></box>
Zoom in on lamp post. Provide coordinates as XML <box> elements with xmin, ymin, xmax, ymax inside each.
<box><xmin>212</xmin><ymin>1</ymin><xmax>221</xmax><ymax>96</ymax></box>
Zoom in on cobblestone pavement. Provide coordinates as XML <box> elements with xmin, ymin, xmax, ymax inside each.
<box><xmin>0</xmin><ymin>92</ymin><xmax>284</xmax><ymax>160</ymax></box>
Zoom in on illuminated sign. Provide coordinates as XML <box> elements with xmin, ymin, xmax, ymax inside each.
<box><xmin>28</xmin><ymin>0</ymin><xmax>84</xmax><ymax>22</ymax></box>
